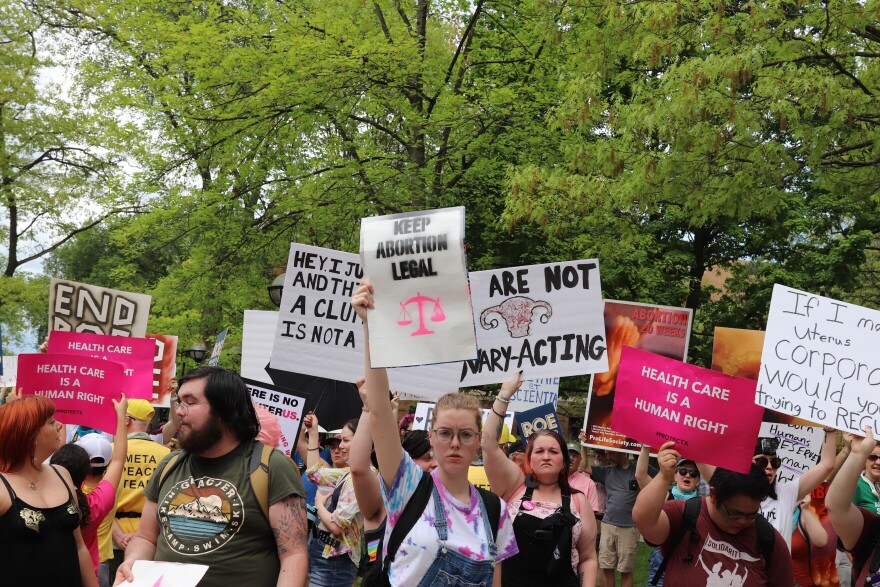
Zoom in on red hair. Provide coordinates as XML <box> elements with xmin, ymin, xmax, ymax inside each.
<box><xmin>0</xmin><ymin>396</ymin><xmax>56</xmax><ymax>472</ymax></box>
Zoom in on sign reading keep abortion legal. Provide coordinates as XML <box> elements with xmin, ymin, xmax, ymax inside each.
<box><xmin>460</xmin><ymin>260</ymin><xmax>608</xmax><ymax>386</ymax></box>
<box><xmin>269</xmin><ymin>243</ymin><xmax>462</xmax><ymax>397</ymax></box>
<box><xmin>757</xmin><ymin>284</ymin><xmax>880</xmax><ymax>435</ymax></box>
<box><xmin>17</xmin><ymin>353</ymin><xmax>124</xmax><ymax>434</ymax></box>
<box><xmin>360</xmin><ymin>207</ymin><xmax>476</xmax><ymax>368</ymax></box>
<box><xmin>613</xmin><ymin>346</ymin><xmax>763</xmax><ymax>473</ymax></box>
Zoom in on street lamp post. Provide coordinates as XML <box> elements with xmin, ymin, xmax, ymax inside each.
<box><xmin>180</xmin><ymin>342</ymin><xmax>208</xmax><ymax>377</ymax></box>
<box><xmin>268</xmin><ymin>273</ymin><xmax>286</xmax><ymax>307</ymax></box>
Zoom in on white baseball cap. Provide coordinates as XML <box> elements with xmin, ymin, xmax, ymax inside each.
<box><xmin>76</xmin><ymin>434</ymin><xmax>112</xmax><ymax>468</ymax></box>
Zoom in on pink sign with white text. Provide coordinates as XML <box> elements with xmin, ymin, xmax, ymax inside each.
<box><xmin>16</xmin><ymin>353</ymin><xmax>124</xmax><ymax>434</ymax></box>
<box><xmin>612</xmin><ymin>346</ymin><xmax>763</xmax><ymax>473</ymax></box>
<box><xmin>48</xmin><ymin>331</ymin><xmax>156</xmax><ymax>400</ymax></box>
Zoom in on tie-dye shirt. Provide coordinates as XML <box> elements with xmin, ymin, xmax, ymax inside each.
<box><xmin>382</xmin><ymin>452</ymin><xmax>518</xmax><ymax>586</ymax></box>
<box><xmin>307</xmin><ymin>465</ymin><xmax>364</xmax><ymax>566</ymax></box>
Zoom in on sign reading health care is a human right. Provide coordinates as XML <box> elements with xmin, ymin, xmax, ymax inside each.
<box><xmin>360</xmin><ymin>207</ymin><xmax>475</xmax><ymax>368</ymax></box>
<box><xmin>758</xmin><ymin>284</ymin><xmax>880</xmax><ymax>435</ymax></box>
<box><xmin>460</xmin><ymin>260</ymin><xmax>608</xmax><ymax>386</ymax></box>
<box><xmin>613</xmin><ymin>346</ymin><xmax>763</xmax><ymax>473</ymax></box>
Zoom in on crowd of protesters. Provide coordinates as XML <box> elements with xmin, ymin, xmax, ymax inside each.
<box><xmin>0</xmin><ymin>280</ymin><xmax>877</xmax><ymax>586</ymax></box>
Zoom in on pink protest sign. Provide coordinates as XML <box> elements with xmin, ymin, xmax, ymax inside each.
<box><xmin>48</xmin><ymin>331</ymin><xmax>156</xmax><ymax>400</ymax></box>
<box><xmin>612</xmin><ymin>346</ymin><xmax>763</xmax><ymax>473</ymax></box>
<box><xmin>16</xmin><ymin>353</ymin><xmax>124</xmax><ymax>434</ymax></box>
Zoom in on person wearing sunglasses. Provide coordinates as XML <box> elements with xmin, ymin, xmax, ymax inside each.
<box><xmin>636</xmin><ymin>446</ymin><xmax>701</xmax><ymax>587</ymax></box>
<box><xmin>633</xmin><ymin>441</ymin><xmax>793</xmax><ymax>586</ymax></box>
<box><xmin>849</xmin><ymin>433</ymin><xmax>880</xmax><ymax>515</ymax></box>
<box><xmin>352</xmin><ymin>281</ymin><xmax>518</xmax><ymax>586</ymax></box>
<box><xmin>700</xmin><ymin>430</ymin><xmax>837</xmax><ymax>551</ymax></box>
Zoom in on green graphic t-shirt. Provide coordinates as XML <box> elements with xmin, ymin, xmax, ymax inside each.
<box><xmin>145</xmin><ymin>440</ymin><xmax>305</xmax><ymax>587</ymax></box>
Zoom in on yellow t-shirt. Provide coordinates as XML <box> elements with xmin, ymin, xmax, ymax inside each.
<box><xmin>114</xmin><ymin>434</ymin><xmax>170</xmax><ymax>537</ymax></box>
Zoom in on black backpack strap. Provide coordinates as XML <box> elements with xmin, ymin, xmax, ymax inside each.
<box><xmin>651</xmin><ymin>497</ymin><xmax>701</xmax><ymax>586</ymax></box>
<box><xmin>853</xmin><ymin>514</ymin><xmax>880</xmax><ymax>581</ymax></box>
<box><xmin>754</xmin><ymin>514</ymin><xmax>776</xmax><ymax>575</ymax></box>
<box><xmin>476</xmin><ymin>487</ymin><xmax>502</xmax><ymax>541</ymax></box>
<box><xmin>383</xmin><ymin>472</ymin><xmax>434</xmax><ymax>568</ymax></box>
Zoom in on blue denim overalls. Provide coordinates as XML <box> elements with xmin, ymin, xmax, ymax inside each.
<box><xmin>416</xmin><ymin>484</ymin><xmax>499</xmax><ymax>587</ymax></box>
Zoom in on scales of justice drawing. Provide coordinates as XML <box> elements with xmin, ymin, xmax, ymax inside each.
<box><xmin>397</xmin><ymin>293</ymin><xmax>446</xmax><ymax>336</ymax></box>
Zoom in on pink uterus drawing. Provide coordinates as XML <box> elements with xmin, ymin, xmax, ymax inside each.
<box><xmin>397</xmin><ymin>293</ymin><xmax>446</xmax><ymax>336</ymax></box>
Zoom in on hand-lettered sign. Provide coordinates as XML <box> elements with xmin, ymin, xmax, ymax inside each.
<box><xmin>360</xmin><ymin>207</ymin><xmax>476</xmax><ymax>367</ymax></box>
<box><xmin>507</xmin><ymin>378</ymin><xmax>560</xmax><ymax>412</ymax></box>
<box><xmin>269</xmin><ymin>243</ymin><xmax>462</xmax><ymax>397</ymax></box>
<box><xmin>208</xmin><ymin>329</ymin><xmax>228</xmax><ymax>367</ymax></box>
<box><xmin>613</xmin><ymin>346</ymin><xmax>763</xmax><ymax>473</ymax></box>
<box><xmin>48</xmin><ymin>279</ymin><xmax>151</xmax><ymax>337</ymax></box>
<box><xmin>146</xmin><ymin>333</ymin><xmax>178</xmax><ymax>407</ymax></box>
<box><xmin>583</xmin><ymin>300</ymin><xmax>693</xmax><ymax>454</ymax></box>
<box><xmin>243</xmin><ymin>378</ymin><xmax>308</xmax><ymax>457</ymax></box>
<box><xmin>757</xmin><ymin>285</ymin><xmax>880</xmax><ymax>435</ymax></box>
<box><xmin>16</xmin><ymin>353</ymin><xmax>124</xmax><ymax>434</ymax></box>
<box><xmin>461</xmin><ymin>260</ymin><xmax>608</xmax><ymax>386</ymax></box>
<box><xmin>48</xmin><ymin>331</ymin><xmax>156</xmax><ymax>400</ymax></box>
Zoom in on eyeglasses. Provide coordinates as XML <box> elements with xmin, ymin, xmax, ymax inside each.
<box><xmin>868</xmin><ymin>455</ymin><xmax>880</xmax><ymax>462</ymax></box>
<box><xmin>719</xmin><ymin>500</ymin><xmax>760</xmax><ymax>522</ymax></box>
<box><xmin>432</xmin><ymin>428</ymin><xmax>479</xmax><ymax>445</ymax></box>
<box><xmin>172</xmin><ymin>395</ymin><xmax>204</xmax><ymax>413</ymax></box>
<box><xmin>753</xmin><ymin>456</ymin><xmax>782</xmax><ymax>469</ymax></box>
<box><xmin>676</xmin><ymin>468</ymin><xmax>700</xmax><ymax>478</ymax></box>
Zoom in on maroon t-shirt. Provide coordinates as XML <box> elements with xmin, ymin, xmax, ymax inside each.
<box><xmin>660</xmin><ymin>497</ymin><xmax>794</xmax><ymax>586</ymax></box>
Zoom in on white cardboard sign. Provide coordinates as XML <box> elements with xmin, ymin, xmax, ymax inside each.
<box><xmin>761</xmin><ymin>422</ymin><xmax>824</xmax><ymax>484</ymax></box>
<box><xmin>360</xmin><ymin>207</ymin><xmax>476</xmax><ymax>367</ymax></box>
<box><xmin>0</xmin><ymin>356</ymin><xmax>17</xmax><ymax>388</ymax></box>
<box><xmin>242</xmin><ymin>310</ymin><xmax>279</xmax><ymax>385</ymax></box>
<box><xmin>48</xmin><ymin>278</ymin><xmax>151</xmax><ymax>337</ymax></box>
<box><xmin>269</xmin><ymin>244</ymin><xmax>462</xmax><ymax>397</ymax></box>
<box><xmin>243</xmin><ymin>378</ymin><xmax>308</xmax><ymax>458</ymax></box>
<box><xmin>507</xmin><ymin>377</ymin><xmax>560</xmax><ymax>412</ymax></box>
<box><xmin>757</xmin><ymin>284</ymin><xmax>880</xmax><ymax>434</ymax></box>
<box><xmin>460</xmin><ymin>260</ymin><xmax>608</xmax><ymax>386</ymax></box>
<box><xmin>413</xmin><ymin>401</ymin><xmax>515</xmax><ymax>435</ymax></box>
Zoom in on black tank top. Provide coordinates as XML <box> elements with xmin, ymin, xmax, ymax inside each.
<box><xmin>503</xmin><ymin>485</ymin><xmax>580</xmax><ymax>587</ymax></box>
<box><xmin>0</xmin><ymin>466</ymin><xmax>83</xmax><ymax>587</ymax></box>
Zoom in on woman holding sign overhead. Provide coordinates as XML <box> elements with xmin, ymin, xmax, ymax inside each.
<box><xmin>482</xmin><ymin>372</ymin><xmax>598</xmax><ymax>587</ymax></box>
<box><xmin>0</xmin><ymin>392</ymin><xmax>98</xmax><ymax>587</ymax></box>
<box><xmin>353</xmin><ymin>280</ymin><xmax>518</xmax><ymax>587</ymax></box>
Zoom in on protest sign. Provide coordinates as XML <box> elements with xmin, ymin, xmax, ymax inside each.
<box><xmin>243</xmin><ymin>378</ymin><xmax>308</xmax><ymax>457</ymax></box>
<box><xmin>128</xmin><ymin>561</ymin><xmax>208</xmax><ymax>587</ymax></box>
<box><xmin>269</xmin><ymin>243</ymin><xmax>461</xmax><ymax>397</ymax></box>
<box><xmin>243</xmin><ymin>310</ymin><xmax>278</xmax><ymax>384</ymax></box>
<box><xmin>0</xmin><ymin>356</ymin><xmax>16</xmax><ymax>387</ymax></box>
<box><xmin>757</xmin><ymin>285</ymin><xmax>880</xmax><ymax>435</ymax></box>
<box><xmin>612</xmin><ymin>346</ymin><xmax>763</xmax><ymax>473</ymax></box>
<box><xmin>583</xmin><ymin>300</ymin><xmax>692</xmax><ymax>453</ymax></box>
<box><xmin>208</xmin><ymin>329</ymin><xmax>228</xmax><ymax>366</ymax></box>
<box><xmin>412</xmin><ymin>401</ymin><xmax>515</xmax><ymax>435</ymax></box>
<box><xmin>461</xmin><ymin>260</ymin><xmax>608</xmax><ymax>386</ymax></box>
<box><xmin>48</xmin><ymin>279</ymin><xmax>151</xmax><ymax>337</ymax></box>
<box><xmin>762</xmin><ymin>422</ymin><xmax>824</xmax><ymax>484</ymax></box>
<box><xmin>48</xmin><ymin>331</ymin><xmax>155</xmax><ymax>401</ymax></box>
<box><xmin>507</xmin><ymin>377</ymin><xmax>560</xmax><ymax>412</ymax></box>
<box><xmin>16</xmin><ymin>353</ymin><xmax>124</xmax><ymax>434</ymax></box>
<box><xmin>360</xmin><ymin>207</ymin><xmax>475</xmax><ymax>367</ymax></box>
<box><xmin>516</xmin><ymin>402</ymin><xmax>563</xmax><ymax>440</ymax></box>
<box><xmin>146</xmin><ymin>334</ymin><xmax>177</xmax><ymax>406</ymax></box>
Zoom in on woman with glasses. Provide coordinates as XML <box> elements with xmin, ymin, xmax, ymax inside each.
<box><xmin>635</xmin><ymin>445</ymin><xmax>701</xmax><ymax>587</ymax></box>
<box><xmin>352</xmin><ymin>280</ymin><xmax>518</xmax><ymax>587</ymax></box>
<box><xmin>482</xmin><ymin>372</ymin><xmax>597</xmax><ymax>587</ymax></box>
<box><xmin>849</xmin><ymin>433</ymin><xmax>880</xmax><ymax>514</ymax></box>
<box><xmin>633</xmin><ymin>441</ymin><xmax>793</xmax><ymax>585</ymax></box>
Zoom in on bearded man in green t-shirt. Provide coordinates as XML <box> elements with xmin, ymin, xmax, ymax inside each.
<box><xmin>114</xmin><ymin>366</ymin><xmax>308</xmax><ymax>587</ymax></box>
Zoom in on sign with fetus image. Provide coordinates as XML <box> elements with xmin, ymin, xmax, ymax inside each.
<box><xmin>583</xmin><ymin>300</ymin><xmax>692</xmax><ymax>453</ymax></box>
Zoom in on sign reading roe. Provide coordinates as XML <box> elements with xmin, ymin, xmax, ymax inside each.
<box><xmin>361</xmin><ymin>207</ymin><xmax>476</xmax><ymax>368</ymax></box>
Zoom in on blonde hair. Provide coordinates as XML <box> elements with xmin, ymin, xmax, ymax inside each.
<box><xmin>433</xmin><ymin>392</ymin><xmax>482</xmax><ymax>430</ymax></box>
